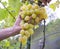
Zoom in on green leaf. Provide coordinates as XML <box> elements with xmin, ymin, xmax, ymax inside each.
<box><xmin>4</xmin><ymin>15</ymin><xmax>15</xmax><ymax>27</ymax></box>
<box><xmin>8</xmin><ymin>0</ymin><xmax>22</xmax><ymax>16</ymax></box>
<box><xmin>0</xmin><ymin>8</ymin><xmax>8</xmax><ymax>20</ymax></box>
<box><xmin>4</xmin><ymin>40</ymin><xmax>10</xmax><ymax>47</ymax></box>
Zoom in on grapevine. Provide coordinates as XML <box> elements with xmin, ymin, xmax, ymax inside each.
<box><xmin>18</xmin><ymin>3</ymin><xmax>47</xmax><ymax>46</ymax></box>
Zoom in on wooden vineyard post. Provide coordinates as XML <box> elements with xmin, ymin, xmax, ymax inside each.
<box><xmin>42</xmin><ymin>19</ymin><xmax>46</xmax><ymax>49</ymax></box>
<box><xmin>26</xmin><ymin>36</ymin><xmax>31</xmax><ymax>49</ymax></box>
<box><xmin>20</xmin><ymin>42</ymin><xmax>22</xmax><ymax>49</ymax></box>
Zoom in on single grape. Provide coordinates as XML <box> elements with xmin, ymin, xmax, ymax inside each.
<box><xmin>28</xmin><ymin>29</ymin><xmax>34</xmax><ymax>35</ymax></box>
<box><xmin>21</xmin><ymin>14</ymin><xmax>25</xmax><ymax>19</ymax></box>
<box><xmin>32</xmin><ymin>4</ymin><xmax>39</xmax><ymax>9</ymax></box>
<box><xmin>27</xmin><ymin>4</ymin><xmax>32</xmax><ymax>9</ymax></box>
<box><xmin>32</xmin><ymin>13</ymin><xmax>37</xmax><ymax>19</ymax></box>
<box><xmin>35</xmin><ymin>17</ymin><xmax>40</xmax><ymax>24</ymax></box>
<box><xmin>21</xmin><ymin>5</ymin><xmax>27</xmax><ymax>10</ymax></box>
<box><xmin>26</xmin><ymin>10</ymin><xmax>31</xmax><ymax>15</ymax></box>
<box><xmin>20</xmin><ymin>30</ymin><xmax>25</xmax><ymax>35</ymax></box>
<box><xmin>21</xmin><ymin>36</ymin><xmax>27</xmax><ymax>46</ymax></box>
<box><xmin>30</xmin><ymin>9</ymin><xmax>34</xmax><ymax>14</ymax></box>
<box><xmin>29</xmin><ymin>24</ymin><xmax>34</xmax><ymax>28</ymax></box>
<box><xmin>24</xmin><ymin>23</ymin><xmax>29</xmax><ymax>29</ymax></box>
<box><xmin>25</xmin><ymin>31</ymin><xmax>30</xmax><ymax>38</ymax></box>
<box><xmin>20</xmin><ymin>6</ymin><xmax>26</xmax><ymax>10</ymax></box>
<box><xmin>25</xmin><ymin>16</ymin><xmax>30</xmax><ymax>21</ymax></box>
<box><xmin>35</xmin><ymin>9</ymin><xmax>40</xmax><ymax>14</ymax></box>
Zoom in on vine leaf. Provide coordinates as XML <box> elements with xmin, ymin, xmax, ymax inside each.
<box><xmin>0</xmin><ymin>8</ymin><xmax>8</xmax><ymax>20</ymax></box>
<box><xmin>49</xmin><ymin>0</ymin><xmax>60</xmax><ymax>11</ymax></box>
<box><xmin>49</xmin><ymin>3</ymin><xmax>56</xmax><ymax>11</ymax></box>
<box><xmin>4</xmin><ymin>40</ymin><xmax>10</xmax><ymax>47</ymax></box>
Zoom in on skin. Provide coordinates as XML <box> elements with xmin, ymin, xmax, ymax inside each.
<box><xmin>0</xmin><ymin>16</ymin><xmax>21</xmax><ymax>41</ymax></box>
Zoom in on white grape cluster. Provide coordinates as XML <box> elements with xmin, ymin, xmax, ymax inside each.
<box><xmin>19</xmin><ymin>3</ymin><xmax>47</xmax><ymax>46</ymax></box>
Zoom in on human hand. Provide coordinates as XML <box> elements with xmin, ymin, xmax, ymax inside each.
<box><xmin>12</xmin><ymin>15</ymin><xmax>22</xmax><ymax>35</ymax></box>
<box><xmin>14</xmin><ymin>15</ymin><xmax>22</xmax><ymax>26</ymax></box>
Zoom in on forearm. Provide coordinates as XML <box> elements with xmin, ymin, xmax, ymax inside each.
<box><xmin>0</xmin><ymin>26</ymin><xmax>21</xmax><ymax>41</ymax></box>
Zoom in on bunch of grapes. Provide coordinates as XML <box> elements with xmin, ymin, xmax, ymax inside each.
<box><xmin>19</xmin><ymin>3</ymin><xmax>47</xmax><ymax>46</ymax></box>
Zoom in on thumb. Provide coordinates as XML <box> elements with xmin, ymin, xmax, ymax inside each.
<box><xmin>14</xmin><ymin>15</ymin><xmax>22</xmax><ymax>26</ymax></box>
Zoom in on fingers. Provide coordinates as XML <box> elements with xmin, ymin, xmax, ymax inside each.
<box><xmin>14</xmin><ymin>15</ymin><xmax>22</xmax><ymax>26</ymax></box>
